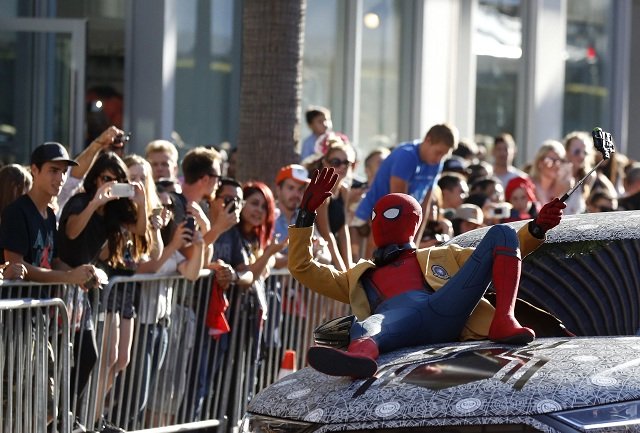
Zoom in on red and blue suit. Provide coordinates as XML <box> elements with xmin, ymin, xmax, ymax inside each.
<box><xmin>289</xmin><ymin>168</ymin><xmax>565</xmax><ymax>378</ymax></box>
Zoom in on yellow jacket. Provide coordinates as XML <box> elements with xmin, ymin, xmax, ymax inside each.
<box><xmin>288</xmin><ymin>224</ymin><xmax>543</xmax><ymax>340</ymax></box>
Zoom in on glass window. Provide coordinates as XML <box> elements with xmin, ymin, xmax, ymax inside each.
<box><xmin>0</xmin><ymin>30</ymin><xmax>75</xmax><ymax>164</ymax></box>
<box><xmin>474</xmin><ymin>0</ymin><xmax>522</xmax><ymax>140</ymax></box>
<box><xmin>174</xmin><ymin>0</ymin><xmax>239</xmax><ymax>149</ymax></box>
<box><xmin>563</xmin><ymin>0</ymin><xmax>613</xmax><ymax>135</ymax></box>
<box><xmin>301</xmin><ymin>0</ymin><xmax>340</xmax><ymax>144</ymax></box>
<box><xmin>358</xmin><ymin>0</ymin><xmax>401</xmax><ymax>156</ymax></box>
<box><xmin>57</xmin><ymin>0</ymin><xmax>126</xmax><ymax>144</ymax></box>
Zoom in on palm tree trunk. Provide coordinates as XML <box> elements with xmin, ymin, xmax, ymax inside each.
<box><xmin>236</xmin><ymin>0</ymin><xmax>306</xmax><ymax>188</ymax></box>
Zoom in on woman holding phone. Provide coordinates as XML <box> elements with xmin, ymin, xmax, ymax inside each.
<box><xmin>58</xmin><ymin>151</ymin><xmax>147</xmax><ymax>428</ymax></box>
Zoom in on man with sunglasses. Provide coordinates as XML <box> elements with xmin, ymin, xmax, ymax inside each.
<box><xmin>162</xmin><ymin>147</ymin><xmax>237</xmax><ymax>263</ymax></box>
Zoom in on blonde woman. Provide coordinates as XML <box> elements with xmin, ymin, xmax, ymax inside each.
<box><xmin>563</xmin><ymin>131</ymin><xmax>617</xmax><ymax>209</ymax></box>
<box><xmin>528</xmin><ymin>140</ymin><xmax>581</xmax><ymax>215</ymax></box>
<box><xmin>124</xmin><ymin>154</ymin><xmax>170</xmax><ymax>259</ymax></box>
<box><xmin>305</xmin><ymin>137</ymin><xmax>356</xmax><ymax>271</ymax></box>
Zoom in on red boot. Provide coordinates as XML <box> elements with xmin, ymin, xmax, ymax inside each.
<box><xmin>488</xmin><ymin>247</ymin><xmax>535</xmax><ymax>344</ymax></box>
<box><xmin>307</xmin><ymin>337</ymin><xmax>379</xmax><ymax>378</ymax></box>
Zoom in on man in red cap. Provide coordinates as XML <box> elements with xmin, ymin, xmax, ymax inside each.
<box><xmin>288</xmin><ymin>167</ymin><xmax>566</xmax><ymax>378</ymax></box>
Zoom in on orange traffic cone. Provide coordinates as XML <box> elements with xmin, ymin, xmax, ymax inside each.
<box><xmin>278</xmin><ymin>349</ymin><xmax>297</xmax><ymax>380</ymax></box>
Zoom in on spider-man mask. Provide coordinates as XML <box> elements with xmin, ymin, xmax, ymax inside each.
<box><xmin>371</xmin><ymin>193</ymin><xmax>422</xmax><ymax>247</ymax></box>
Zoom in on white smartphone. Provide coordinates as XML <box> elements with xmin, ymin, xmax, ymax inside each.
<box><xmin>111</xmin><ymin>183</ymin><xmax>135</xmax><ymax>198</ymax></box>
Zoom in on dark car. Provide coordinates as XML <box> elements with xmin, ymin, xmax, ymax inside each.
<box><xmin>243</xmin><ymin>211</ymin><xmax>640</xmax><ymax>433</ymax></box>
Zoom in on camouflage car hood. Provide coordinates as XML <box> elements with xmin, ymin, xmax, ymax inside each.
<box><xmin>248</xmin><ymin>337</ymin><xmax>640</xmax><ymax>425</ymax></box>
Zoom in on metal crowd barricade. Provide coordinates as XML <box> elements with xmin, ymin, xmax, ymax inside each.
<box><xmin>259</xmin><ymin>269</ymin><xmax>352</xmax><ymax>389</ymax></box>
<box><xmin>0</xmin><ymin>267</ymin><xmax>351</xmax><ymax>433</ymax></box>
<box><xmin>0</xmin><ymin>293</ymin><xmax>71</xmax><ymax>433</ymax></box>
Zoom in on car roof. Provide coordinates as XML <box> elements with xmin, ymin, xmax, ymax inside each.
<box><xmin>249</xmin><ymin>336</ymin><xmax>640</xmax><ymax>428</ymax></box>
<box><xmin>454</xmin><ymin>211</ymin><xmax>640</xmax><ymax>337</ymax></box>
<box><xmin>448</xmin><ymin>210</ymin><xmax>640</xmax><ymax>248</ymax></box>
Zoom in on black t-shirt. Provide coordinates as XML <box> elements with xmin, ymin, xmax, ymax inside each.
<box><xmin>328</xmin><ymin>194</ymin><xmax>346</xmax><ymax>235</ymax></box>
<box><xmin>57</xmin><ymin>192</ymin><xmax>107</xmax><ymax>267</ymax></box>
<box><xmin>212</xmin><ymin>225</ymin><xmax>251</xmax><ymax>268</ymax></box>
<box><xmin>0</xmin><ymin>195</ymin><xmax>57</xmax><ymax>267</ymax></box>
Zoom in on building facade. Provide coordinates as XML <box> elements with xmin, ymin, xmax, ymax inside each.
<box><xmin>1</xmin><ymin>0</ymin><xmax>638</xmax><ymax>169</ymax></box>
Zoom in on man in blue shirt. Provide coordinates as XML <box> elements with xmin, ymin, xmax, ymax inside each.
<box><xmin>353</xmin><ymin>124</ymin><xmax>458</xmax><ymax>257</ymax></box>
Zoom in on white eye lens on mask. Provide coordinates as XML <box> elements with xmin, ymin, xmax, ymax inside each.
<box><xmin>383</xmin><ymin>208</ymin><xmax>400</xmax><ymax>220</ymax></box>
<box><xmin>371</xmin><ymin>210</ymin><xmax>377</xmax><ymax>220</ymax></box>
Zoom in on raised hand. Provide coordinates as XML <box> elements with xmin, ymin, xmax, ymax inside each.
<box><xmin>300</xmin><ymin>167</ymin><xmax>339</xmax><ymax>213</ymax></box>
<box><xmin>92</xmin><ymin>181</ymin><xmax>119</xmax><ymax>206</ymax></box>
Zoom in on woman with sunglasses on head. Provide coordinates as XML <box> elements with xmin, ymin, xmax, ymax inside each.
<box><xmin>563</xmin><ymin>131</ymin><xmax>617</xmax><ymax>211</ymax></box>
<box><xmin>527</xmin><ymin>139</ymin><xmax>582</xmax><ymax>215</ymax></box>
<box><xmin>305</xmin><ymin>138</ymin><xmax>356</xmax><ymax>271</ymax></box>
<box><xmin>58</xmin><ymin>151</ymin><xmax>147</xmax><ymax>430</ymax></box>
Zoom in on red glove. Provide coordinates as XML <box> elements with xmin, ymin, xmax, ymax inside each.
<box><xmin>534</xmin><ymin>198</ymin><xmax>567</xmax><ymax>232</ymax></box>
<box><xmin>300</xmin><ymin>167</ymin><xmax>339</xmax><ymax>213</ymax></box>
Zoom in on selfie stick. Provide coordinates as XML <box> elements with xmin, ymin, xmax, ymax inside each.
<box><xmin>560</xmin><ymin>127</ymin><xmax>615</xmax><ymax>203</ymax></box>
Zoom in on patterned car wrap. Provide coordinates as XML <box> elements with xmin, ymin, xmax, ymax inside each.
<box><xmin>248</xmin><ymin>337</ymin><xmax>640</xmax><ymax>431</ymax></box>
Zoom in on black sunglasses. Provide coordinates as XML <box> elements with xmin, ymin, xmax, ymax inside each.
<box><xmin>326</xmin><ymin>158</ymin><xmax>352</xmax><ymax>168</ymax></box>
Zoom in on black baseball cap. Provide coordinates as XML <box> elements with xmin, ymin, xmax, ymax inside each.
<box><xmin>30</xmin><ymin>142</ymin><xmax>78</xmax><ymax>167</ymax></box>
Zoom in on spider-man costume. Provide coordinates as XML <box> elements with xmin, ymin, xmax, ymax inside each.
<box><xmin>288</xmin><ymin>168</ymin><xmax>565</xmax><ymax>378</ymax></box>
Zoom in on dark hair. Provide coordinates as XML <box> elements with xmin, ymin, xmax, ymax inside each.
<box><xmin>452</xmin><ymin>139</ymin><xmax>478</xmax><ymax>159</ymax></box>
<box><xmin>438</xmin><ymin>173</ymin><xmax>466</xmax><ymax>191</ymax></box>
<box><xmin>241</xmin><ymin>181</ymin><xmax>276</xmax><ymax>250</ymax></box>
<box><xmin>469</xmin><ymin>176</ymin><xmax>500</xmax><ymax>196</ymax></box>
<box><xmin>0</xmin><ymin>164</ymin><xmax>32</xmax><ymax>218</ymax></box>
<box><xmin>82</xmin><ymin>152</ymin><xmax>147</xmax><ymax>267</ymax></box>
<box><xmin>181</xmin><ymin>147</ymin><xmax>221</xmax><ymax>184</ymax></box>
<box><xmin>305</xmin><ymin>107</ymin><xmax>329</xmax><ymax>125</ymax></box>
<box><xmin>466</xmin><ymin>161</ymin><xmax>494</xmax><ymax>185</ymax></box>
<box><xmin>464</xmin><ymin>192</ymin><xmax>490</xmax><ymax>209</ymax></box>
<box><xmin>83</xmin><ymin>152</ymin><xmax>129</xmax><ymax>197</ymax></box>
<box><xmin>216</xmin><ymin>177</ymin><xmax>242</xmax><ymax>197</ymax></box>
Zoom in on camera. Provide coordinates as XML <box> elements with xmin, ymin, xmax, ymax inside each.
<box><xmin>114</xmin><ymin>132</ymin><xmax>131</xmax><ymax>145</ymax></box>
<box><xmin>111</xmin><ymin>183</ymin><xmax>135</xmax><ymax>198</ymax></box>
<box><xmin>487</xmin><ymin>203</ymin><xmax>511</xmax><ymax>219</ymax></box>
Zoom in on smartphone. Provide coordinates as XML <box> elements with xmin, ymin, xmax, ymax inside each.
<box><xmin>111</xmin><ymin>183</ymin><xmax>135</xmax><ymax>198</ymax></box>
<box><xmin>184</xmin><ymin>216</ymin><xmax>196</xmax><ymax>233</ymax></box>
<box><xmin>224</xmin><ymin>196</ymin><xmax>237</xmax><ymax>212</ymax></box>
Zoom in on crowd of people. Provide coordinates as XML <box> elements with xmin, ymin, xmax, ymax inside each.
<box><xmin>0</xmin><ymin>105</ymin><xmax>638</xmax><ymax>430</ymax></box>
